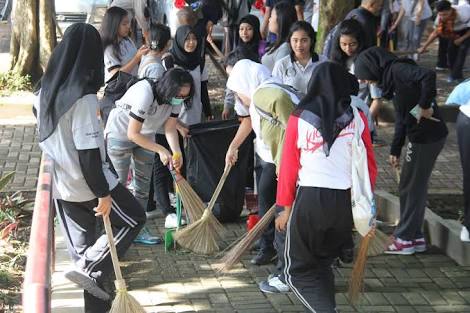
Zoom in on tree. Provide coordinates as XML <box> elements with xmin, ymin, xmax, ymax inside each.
<box><xmin>9</xmin><ymin>0</ymin><xmax>56</xmax><ymax>81</ymax></box>
<box><xmin>316</xmin><ymin>0</ymin><xmax>354</xmax><ymax>53</ymax></box>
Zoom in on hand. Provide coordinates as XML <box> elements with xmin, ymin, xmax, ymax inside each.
<box><xmin>454</xmin><ymin>37</ymin><xmax>464</xmax><ymax>46</ymax></box>
<box><xmin>136</xmin><ymin>45</ymin><xmax>150</xmax><ymax>60</ymax></box>
<box><xmin>417</xmin><ymin>47</ymin><xmax>426</xmax><ymax>54</ymax></box>
<box><xmin>177</xmin><ymin>125</ymin><xmax>190</xmax><ymax>138</ymax></box>
<box><xmin>389</xmin><ymin>155</ymin><xmax>400</xmax><ymax>169</ymax></box>
<box><xmin>275</xmin><ymin>210</ymin><xmax>289</xmax><ymax>232</ymax></box>
<box><xmin>369</xmin><ymin>98</ymin><xmax>382</xmax><ymax>120</ymax></box>
<box><xmin>158</xmin><ymin>147</ymin><xmax>173</xmax><ymax>166</ymax></box>
<box><xmin>172</xmin><ymin>152</ymin><xmax>183</xmax><ymax>172</ymax></box>
<box><xmin>222</xmin><ymin>108</ymin><xmax>231</xmax><ymax>120</ymax></box>
<box><xmin>206</xmin><ymin>115</ymin><xmax>215</xmax><ymax>121</ymax></box>
<box><xmin>225</xmin><ymin>146</ymin><xmax>238</xmax><ymax>167</ymax></box>
<box><xmin>206</xmin><ymin>33</ymin><xmax>214</xmax><ymax>44</ymax></box>
<box><xmin>94</xmin><ymin>195</ymin><xmax>112</xmax><ymax>218</ymax></box>
<box><xmin>415</xmin><ymin>18</ymin><xmax>421</xmax><ymax>26</ymax></box>
<box><xmin>418</xmin><ymin>107</ymin><xmax>434</xmax><ymax>122</ymax></box>
<box><xmin>389</xmin><ymin>24</ymin><xmax>397</xmax><ymax>34</ymax></box>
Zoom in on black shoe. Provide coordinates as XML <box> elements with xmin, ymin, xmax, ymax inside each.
<box><xmin>250</xmin><ymin>250</ymin><xmax>277</xmax><ymax>265</ymax></box>
<box><xmin>250</xmin><ymin>239</ymin><xmax>261</xmax><ymax>251</ymax></box>
<box><xmin>339</xmin><ymin>248</ymin><xmax>354</xmax><ymax>264</ymax></box>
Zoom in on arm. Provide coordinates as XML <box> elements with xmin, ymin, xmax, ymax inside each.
<box><xmin>359</xmin><ymin>112</ymin><xmax>377</xmax><ymax>190</ymax></box>
<box><xmin>163</xmin><ymin>116</ymin><xmax>183</xmax><ymax>171</ymax></box>
<box><xmin>295</xmin><ymin>4</ymin><xmax>304</xmax><ymax>21</ymax></box>
<box><xmin>414</xmin><ymin>0</ymin><xmax>425</xmax><ymax>25</ymax></box>
<box><xmin>108</xmin><ymin>45</ymin><xmax>149</xmax><ymax>78</ymax></box>
<box><xmin>127</xmin><ymin>117</ymin><xmax>172</xmax><ymax>163</ymax></box>
<box><xmin>222</xmin><ymin>88</ymin><xmax>235</xmax><ymax>120</ymax></box>
<box><xmin>389</xmin><ymin>7</ymin><xmax>405</xmax><ymax>33</ymax></box>
<box><xmin>418</xmin><ymin>30</ymin><xmax>438</xmax><ymax>53</ymax></box>
<box><xmin>455</xmin><ymin>29</ymin><xmax>470</xmax><ymax>46</ymax></box>
<box><xmin>225</xmin><ymin>116</ymin><xmax>253</xmax><ymax>166</ymax></box>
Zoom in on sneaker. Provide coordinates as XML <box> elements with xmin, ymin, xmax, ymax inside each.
<box><xmin>413</xmin><ymin>238</ymin><xmax>427</xmax><ymax>253</ymax></box>
<box><xmin>164</xmin><ymin>213</ymin><xmax>187</xmax><ymax>229</ymax></box>
<box><xmin>259</xmin><ymin>275</ymin><xmax>290</xmax><ymax>293</ymax></box>
<box><xmin>133</xmin><ymin>227</ymin><xmax>161</xmax><ymax>245</ymax></box>
<box><xmin>65</xmin><ymin>269</ymin><xmax>110</xmax><ymax>300</ymax></box>
<box><xmin>384</xmin><ymin>237</ymin><xmax>415</xmax><ymax>255</ymax></box>
<box><xmin>461</xmin><ymin>226</ymin><xmax>470</xmax><ymax>242</ymax></box>
<box><xmin>250</xmin><ymin>249</ymin><xmax>277</xmax><ymax>265</ymax></box>
<box><xmin>435</xmin><ymin>66</ymin><xmax>447</xmax><ymax>71</ymax></box>
<box><xmin>145</xmin><ymin>210</ymin><xmax>160</xmax><ymax>220</ymax></box>
<box><xmin>412</xmin><ymin>53</ymin><xmax>419</xmax><ymax>62</ymax></box>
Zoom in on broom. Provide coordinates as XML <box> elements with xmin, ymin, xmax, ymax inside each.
<box><xmin>103</xmin><ymin>215</ymin><xmax>145</xmax><ymax>313</ymax></box>
<box><xmin>174</xmin><ymin>164</ymin><xmax>232</xmax><ymax>254</ymax></box>
<box><xmin>348</xmin><ymin>229</ymin><xmax>375</xmax><ymax>304</ymax></box>
<box><xmin>168</xmin><ymin>167</ymin><xmax>205</xmax><ymax>224</ymax></box>
<box><xmin>217</xmin><ymin>204</ymin><xmax>276</xmax><ymax>272</ymax></box>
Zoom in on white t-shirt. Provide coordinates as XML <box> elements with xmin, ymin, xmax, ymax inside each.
<box><xmin>178</xmin><ymin>65</ymin><xmax>202</xmax><ymax>126</ymax></box>
<box><xmin>104</xmin><ymin>38</ymin><xmax>138</xmax><ymax>82</ymax></box>
<box><xmin>272</xmin><ymin>54</ymin><xmax>327</xmax><ymax>94</ymax></box>
<box><xmin>461</xmin><ymin>100</ymin><xmax>470</xmax><ymax>117</ymax></box>
<box><xmin>105</xmin><ymin>80</ymin><xmax>181</xmax><ymax>140</ymax></box>
<box><xmin>434</xmin><ymin>3</ymin><xmax>470</xmax><ymax>31</ymax></box>
<box><xmin>261</xmin><ymin>42</ymin><xmax>290</xmax><ymax>72</ymax></box>
<box><xmin>138</xmin><ymin>54</ymin><xmax>165</xmax><ymax>81</ymax></box>
<box><xmin>402</xmin><ymin>0</ymin><xmax>432</xmax><ymax>21</ymax></box>
<box><xmin>35</xmin><ymin>94</ymin><xmax>119</xmax><ymax>202</ymax></box>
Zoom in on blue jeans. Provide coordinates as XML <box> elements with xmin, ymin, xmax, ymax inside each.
<box><xmin>106</xmin><ymin>138</ymin><xmax>154</xmax><ymax>209</ymax></box>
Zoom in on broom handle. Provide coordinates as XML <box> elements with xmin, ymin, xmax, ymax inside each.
<box><xmin>103</xmin><ymin>215</ymin><xmax>124</xmax><ymax>281</ymax></box>
<box><xmin>206</xmin><ymin>164</ymin><xmax>232</xmax><ymax>213</ymax></box>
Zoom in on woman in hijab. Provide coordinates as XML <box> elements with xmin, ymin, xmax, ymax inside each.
<box><xmin>34</xmin><ymin>23</ymin><xmax>145</xmax><ymax>312</ymax></box>
<box><xmin>275</xmin><ymin>61</ymin><xmax>377</xmax><ymax>312</ymax></box>
<box><xmin>225</xmin><ymin>59</ymin><xmax>301</xmax><ymax>293</ymax></box>
<box><xmin>163</xmin><ymin>25</ymin><xmax>205</xmax><ymax>129</ymax></box>
<box><xmin>237</xmin><ymin>14</ymin><xmax>263</xmax><ymax>58</ymax></box>
<box><xmin>355</xmin><ymin>47</ymin><xmax>448</xmax><ymax>255</ymax></box>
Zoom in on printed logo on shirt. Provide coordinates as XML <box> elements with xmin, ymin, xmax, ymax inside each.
<box><xmin>85</xmin><ymin>131</ymin><xmax>100</xmax><ymax>139</ymax></box>
<box><xmin>138</xmin><ymin>109</ymin><xmax>146</xmax><ymax>115</ymax></box>
<box><xmin>303</xmin><ymin>122</ymin><xmax>355</xmax><ymax>154</ymax></box>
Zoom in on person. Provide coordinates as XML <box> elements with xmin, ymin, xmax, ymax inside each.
<box><xmin>225</xmin><ymin>60</ymin><xmax>301</xmax><ymax>294</ymax></box>
<box><xmin>105</xmin><ymin>68</ymin><xmax>194</xmax><ymax>231</ymax></box>
<box><xmin>354</xmin><ymin>47</ymin><xmax>448</xmax><ymax>254</ymax></box>
<box><xmin>222</xmin><ymin>47</ymin><xmax>261</xmax><ymax>120</ymax></box>
<box><xmin>272</xmin><ymin>20</ymin><xmax>326</xmax><ymax>94</ymax></box>
<box><xmin>275</xmin><ymin>62</ymin><xmax>377</xmax><ymax>312</ymax></box>
<box><xmin>222</xmin><ymin>0</ymin><xmax>253</xmax><ymax>54</ymax></box>
<box><xmin>330</xmin><ymin>19</ymin><xmax>384</xmax><ymax>145</ymax></box>
<box><xmin>33</xmin><ymin>23</ymin><xmax>146</xmax><ymax>312</ymax></box>
<box><xmin>261</xmin><ymin>1</ymin><xmax>298</xmax><ymax>71</ymax></box>
<box><xmin>388</xmin><ymin>0</ymin><xmax>433</xmax><ymax>60</ymax></box>
<box><xmin>163</xmin><ymin>25</ymin><xmax>206</xmax><ymax>126</ymax></box>
<box><xmin>138</xmin><ymin>23</ymin><xmax>171</xmax><ymax>81</ymax></box>
<box><xmin>457</xmin><ymin>100</ymin><xmax>470</xmax><ymax>242</ymax></box>
<box><xmin>418</xmin><ymin>0</ymin><xmax>470</xmax><ymax>83</ymax></box>
<box><xmin>237</xmin><ymin>14</ymin><xmax>263</xmax><ymax>58</ymax></box>
<box><xmin>446</xmin><ymin>78</ymin><xmax>470</xmax><ymax>106</ymax></box>
<box><xmin>345</xmin><ymin>0</ymin><xmax>384</xmax><ymax>49</ymax></box>
<box><xmin>260</xmin><ymin>0</ymin><xmax>304</xmax><ymax>40</ymax></box>
<box><xmin>110</xmin><ymin>0</ymin><xmax>150</xmax><ymax>44</ymax></box>
<box><xmin>100</xmin><ymin>6</ymin><xmax>149</xmax><ymax>83</ymax></box>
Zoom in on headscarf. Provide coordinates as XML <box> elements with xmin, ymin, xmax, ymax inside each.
<box><xmin>226</xmin><ymin>59</ymin><xmax>278</xmax><ymax>99</ymax></box>
<box><xmin>238</xmin><ymin>14</ymin><xmax>261</xmax><ymax>56</ymax></box>
<box><xmin>353</xmin><ymin>47</ymin><xmax>401</xmax><ymax>99</ymax></box>
<box><xmin>38</xmin><ymin>23</ymin><xmax>104</xmax><ymax>142</ymax></box>
<box><xmin>170</xmin><ymin>25</ymin><xmax>201</xmax><ymax>71</ymax></box>
<box><xmin>297</xmin><ymin>61</ymin><xmax>359</xmax><ymax>156</ymax></box>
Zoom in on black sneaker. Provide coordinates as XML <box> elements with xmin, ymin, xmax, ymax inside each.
<box><xmin>65</xmin><ymin>269</ymin><xmax>110</xmax><ymax>300</ymax></box>
<box><xmin>250</xmin><ymin>250</ymin><xmax>277</xmax><ymax>265</ymax></box>
<box><xmin>339</xmin><ymin>247</ymin><xmax>354</xmax><ymax>264</ymax></box>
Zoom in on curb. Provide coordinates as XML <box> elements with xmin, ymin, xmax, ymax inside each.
<box><xmin>375</xmin><ymin>190</ymin><xmax>470</xmax><ymax>266</ymax></box>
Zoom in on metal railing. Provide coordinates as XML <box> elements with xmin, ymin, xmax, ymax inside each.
<box><xmin>23</xmin><ymin>154</ymin><xmax>54</xmax><ymax>313</ymax></box>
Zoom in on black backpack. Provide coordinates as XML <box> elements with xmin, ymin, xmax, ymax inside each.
<box><xmin>103</xmin><ymin>71</ymin><xmax>157</xmax><ymax>104</ymax></box>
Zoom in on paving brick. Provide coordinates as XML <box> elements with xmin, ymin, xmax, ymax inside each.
<box><xmin>421</xmin><ymin>291</ymin><xmax>448</xmax><ymax>306</ymax></box>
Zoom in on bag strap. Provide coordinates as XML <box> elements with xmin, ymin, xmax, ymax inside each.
<box><xmin>254</xmin><ymin>105</ymin><xmax>286</xmax><ymax>129</ymax></box>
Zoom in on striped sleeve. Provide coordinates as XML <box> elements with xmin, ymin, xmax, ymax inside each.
<box><xmin>276</xmin><ymin>115</ymin><xmax>300</xmax><ymax>207</ymax></box>
<box><xmin>360</xmin><ymin>111</ymin><xmax>377</xmax><ymax>190</ymax></box>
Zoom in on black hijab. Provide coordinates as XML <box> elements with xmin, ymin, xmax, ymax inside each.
<box><xmin>238</xmin><ymin>14</ymin><xmax>261</xmax><ymax>56</ymax></box>
<box><xmin>39</xmin><ymin>23</ymin><xmax>104</xmax><ymax>142</ymax></box>
<box><xmin>297</xmin><ymin>61</ymin><xmax>359</xmax><ymax>156</ymax></box>
<box><xmin>170</xmin><ymin>25</ymin><xmax>201</xmax><ymax>71</ymax></box>
<box><xmin>353</xmin><ymin>47</ymin><xmax>416</xmax><ymax>100</ymax></box>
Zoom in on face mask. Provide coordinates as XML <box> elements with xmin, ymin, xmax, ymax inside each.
<box><xmin>170</xmin><ymin>97</ymin><xmax>185</xmax><ymax>106</ymax></box>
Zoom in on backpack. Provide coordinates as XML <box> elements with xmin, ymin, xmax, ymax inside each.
<box><xmin>322</xmin><ymin>23</ymin><xmax>340</xmax><ymax>59</ymax></box>
<box><xmin>103</xmin><ymin>71</ymin><xmax>158</xmax><ymax>105</ymax></box>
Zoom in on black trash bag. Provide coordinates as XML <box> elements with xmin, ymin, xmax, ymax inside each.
<box><xmin>186</xmin><ymin>119</ymin><xmax>252</xmax><ymax>223</ymax></box>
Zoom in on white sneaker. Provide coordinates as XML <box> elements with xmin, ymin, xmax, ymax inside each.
<box><xmin>259</xmin><ymin>275</ymin><xmax>290</xmax><ymax>293</ymax></box>
<box><xmin>164</xmin><ymin>213</ymin><xmax>186</xmax><ymax>229</ymax></box>
<box><xmin>461</xmin><ymin>226</ymin><xmax>470</xmax><ymax>242</ymax></box>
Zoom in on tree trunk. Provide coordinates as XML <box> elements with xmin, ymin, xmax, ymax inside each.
<box><xmin>316</xmin><ymin>0</ymin><xmax>354</xmax><ymax>53</ymax></box>
<box><xmin>9</xmin><ymin>0</ymin><xmax>56</xmax><ymax>81</ymax></box>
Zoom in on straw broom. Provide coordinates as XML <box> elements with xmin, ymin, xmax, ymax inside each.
<box><xmin>103</xmin><ymin>215</ymin><xmax>145</xmax><ymax>313</ymax></box>
<box><xmin>169</xmin><ymin>167</ymin><xmax>205</xmax><ymax>224</ymax></box>
<box><xmin>174</xmin><ymin>164</ymin><xmax>232</xmax><ymax>254</ymax></box>
<box><xmin>217</xmin><ymin>204</ymin><xmax>276</xmax><ymax>272</ymax></box>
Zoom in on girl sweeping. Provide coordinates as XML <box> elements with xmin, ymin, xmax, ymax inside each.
<box><xmin>275</xmin><ymin>62</ymin><xmax>377</xmax><ymax>312</ymax></box>
<box><xmin>105</xmin><ymin>68</ymin><xmax>194</xmax><ymax>234</ymax></box>
<box><xmin>272</xmin><ymin>21</ymin><xmax>327</xmax><ymax>94</ymax></box>
<box><xmin>354</xmin><ymin>47</ymin><xmax>448</xmax><ymax>254</ymax></box>
<box><xmin>34</xmin><ymin>23</ymin><xmax>146</xmax><ymax>312</ymax></box>
<box><xmin>225</xmin><ymin>59</ymin><xmax>301</xmax><ymax>293</ymax></box>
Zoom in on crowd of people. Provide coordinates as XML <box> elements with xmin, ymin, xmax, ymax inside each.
<box><xmin>33</xmin><ymin>0</ymin><xmax>470</xmax><ymax>312</ymax></box>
